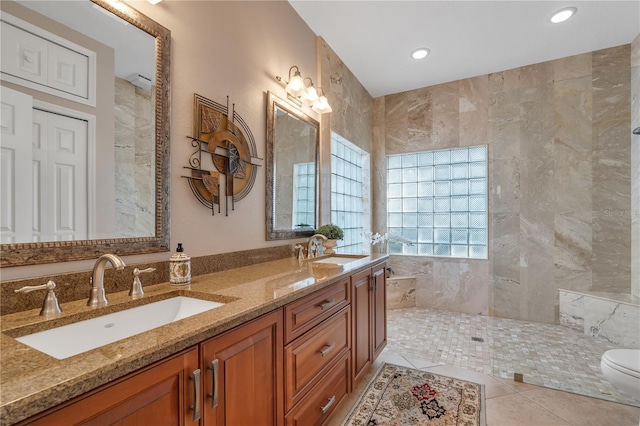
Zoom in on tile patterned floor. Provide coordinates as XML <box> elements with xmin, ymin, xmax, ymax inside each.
<box><xmin>331</xmin><ymin>307</ymin><xmax>640</xmax><ymax>425</ymax></box>
<box><xmin>385</xmin><ymin>307</ymin><xmax>640</xmax><ymax>407</ymax></box>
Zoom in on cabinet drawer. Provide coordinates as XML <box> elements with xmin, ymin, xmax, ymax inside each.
<box><xmin>285</xmin><ymin>306</ymin><xmax>350</xmax><ymax>411</ymax></box>
<box><xmin>285</xmin><ymin>351</ymin><xmax>350</xmax><ymax>426</ymax></box>
<box><xmin>285</xmin><ymin>278</ymin><xmax>349</xmax><ymax>344</ymax></box>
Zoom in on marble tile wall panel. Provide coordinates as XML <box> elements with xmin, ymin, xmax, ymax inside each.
<box><xmin>134</xmin><ymin>86</ymin><xmax>155</xmax><ymax>237</ymax></box>
<box><xmin>458</xmin><ymin>260</ymin><xmax>490</xmax><ymax>315</ymax></box>
<box><xmin>319</xmin><ymin>38</ymin><xmax>373</xmax><ymax>155</ymax></box>
<box><xmin>431</xmin><ymin>82</ymin><xmax>460</xmax><ymax>149</ymax></box>
<box><xmin>114</xmin><ymin>78</ymin><xmax>137</xmax><ymax>237</ymax></box>
<box><xmin>389</xmin><ymin>256</ymin><xmax>490</xmax><ymax>315</ymax></box>
<box><xmin>386</xmin><ymin>276</ymin><xmax>416</xmax><ymax>309</ymax></box>
<box><xmin>633</xmin><ymin>33</ymin><xmax>640</xmax><ymax>68</ymax></box>
<box><xmin>559</xmin><ymin>290</ymin><xmax>640</xmax><ymax>347</ymax></box>
<box><xmin>583</xmin><ymin>298</ymin><xmax>639</xmax><ymax>347</ymax></box>
<box><xmin>554</xmin><ymin>212</ymin><xmax>593</xmax><ymax>291</ymax></box>
<box><xmin>114</xmin><ymin>78</ymin><xmax>155</xmax><ymax>238</ymax></box>
<box><xmin>553</xmin><ymin>52</ymin><xmax>592</xmax><ymax>82</ymax></box>
<box><xmin>553</xmin><ymin>77</ymin><xmax>593</xmax><ymax>214</ymax></box>
<box><xmin>384</xmin><ymin>92</ymin><xmax>410</xmax><ymax>155</ymax></box>
<box><xmin>491</xmin><ymin>212</ymin><xmax>520</xmax><ymax>282</ymax></box>
<box><xmin>372</xmin><ymin>97</ymin><xmax>387</xmax><ymax>235</ymax></box>
<box><xmin>632</xmin><ymin>33</ymin><xmax>640</xmax><ymax>298</ymax></box>
<box><xmin>407</xmin><ymin>87</ymin><xmax>432</xmax><ymax>147</ymax></box>
<box><xmin>387</xmin><ymin>255</ymin><xmax>433</xmax><ymax>309</ymax></box>
<box><xmin>558</xmin><ymin>290</ymin><xmax>585</xmax><ymax>332</ymax></box>
<box><xmin>592</xmin><ymin>45</ymin><xmax>632</xmax><ymax>293</ymax></box>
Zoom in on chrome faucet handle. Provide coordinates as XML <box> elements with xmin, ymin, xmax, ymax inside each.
<box><xmin>14</xmin><ymin>280</ymin><xmax>62</xmax><ymax>317</ymax></box>
<box><xmin>294</xmin><ymin>245</ymin><xmax>305</xmax><ymax>261</ymax></box>
<box><xmin>129</xmin><ymin>268</ymin><xmax>156</xmax><ymax>298</ymax></box>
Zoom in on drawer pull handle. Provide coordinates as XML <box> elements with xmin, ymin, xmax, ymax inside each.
<box><xmin>319</xmin><ymin>299</ymin><xmax>336</xmax><ymax>310</ymax></box>
<box><xmin>319</xmin><ymin>342</ymin><xmax>336</xmax><ymax>357</ymax></box>
<box><xmin>190</xmin><ymin>369</ymin><xmax>201</xmax><ymax>421</ymax></box>
<box><xmin>321</xmin><ymin>395</ymin><xmax>336</xmax><ymax>413</ymax></box>
<box><xmin>208</xmin><ymin>359</ymin><xmax>219</xmax><ymax>408</ymax></box>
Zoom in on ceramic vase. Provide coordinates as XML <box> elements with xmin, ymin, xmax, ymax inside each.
<box><xmin>324</xmin><ymin>239</ymin><xmax>338</xmax><ymax>255</ymax></box>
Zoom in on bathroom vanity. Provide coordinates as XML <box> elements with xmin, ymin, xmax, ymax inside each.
<box><xmin>0</xmin><ymin>254</ymin><xmax>387</xmax><ymax>425</ymax></box>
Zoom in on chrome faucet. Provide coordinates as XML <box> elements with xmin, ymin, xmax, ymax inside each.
<box><xmin>87</xmin><ymin>254</ymin><xmax>126</xmax><ymax>307</ymax></box>
<box><xmin>307</xmin><ymin>234</ymin><xmax>328</xmax><ymax>258</ymax></box>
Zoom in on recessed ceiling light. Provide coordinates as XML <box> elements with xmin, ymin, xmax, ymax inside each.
<box><xmin>411</xmin><ymin>48</ymin><xmax>430</xmax><ymax>60</ymax></box>
<box><xmin>550</xmin><ymin>7</ymin><xmax>577</xmax><ymax>23</ymax></box>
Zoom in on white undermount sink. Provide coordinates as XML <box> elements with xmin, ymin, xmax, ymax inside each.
<box><xmin>16</xmin><ymin>296</ymin><xmax>224</xmax><ymax>360</ymax></box>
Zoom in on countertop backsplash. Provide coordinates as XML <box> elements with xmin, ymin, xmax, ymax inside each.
<box><xmin>0</xmin><ymin>244</ymin><xmax>294</xmax><ymax>316</ymax></box>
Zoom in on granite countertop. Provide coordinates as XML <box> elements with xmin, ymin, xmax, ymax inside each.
<box><xmin>0</xmin><ymin>253</ymin><xmax>387</xmax><ymax>425</ymax></box>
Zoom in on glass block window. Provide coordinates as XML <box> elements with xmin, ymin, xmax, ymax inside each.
<box><xmin>331</xmin><ymin>135</ymin><xmax>368</xmax><ymax>254</ymax></box>
<box><xmin>292</xmin><ymin>162</ymin><xmax>315</xmax><ymax>228</ymax></box>
<box><xmin>387</xmin><ymin>145</ymin><xmax>488</xmax><ymax>259</ymax></box>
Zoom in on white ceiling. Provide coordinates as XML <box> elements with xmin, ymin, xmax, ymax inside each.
<box><xmin>289</xmin><ymin>1</ymin><xmax>640</xmax><ymax>97</ymax></box>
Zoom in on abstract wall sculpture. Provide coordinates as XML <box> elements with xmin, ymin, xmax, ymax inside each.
<box><xmin>184</xmin><ymin>94</ymin><xmax>262</xmax><ymax>215</ymax></box>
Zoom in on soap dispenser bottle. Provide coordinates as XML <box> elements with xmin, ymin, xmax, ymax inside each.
<box><xmin>169</xmin><ymin>243</ymin><xmax>191</xmax><ymax>285</ymax></box>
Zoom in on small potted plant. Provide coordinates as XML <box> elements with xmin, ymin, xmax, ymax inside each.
<box><xmin>316</xmin><ymin>223</ymin><xmax>344</xmax><ymax>254</ymax></box>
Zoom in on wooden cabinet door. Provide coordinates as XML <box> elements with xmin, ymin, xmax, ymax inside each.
<box><xmin>201</xmin><ymin>309</ymin><xmax>284</xmax><ymax>426</ymax></box>
<box><xmin>351</xmin><ymin>269</ymin><xmax>372</xmax><ymax>386</ymax></box>
<box><xmin>372</xmin><ymin>263</ymin><xmax>387</xmax><ymax>359</ymax></box>
<box><xmin>23</xmin><ymin>348</ymin><xmax>200</xmax><ymax>426</ymax></box>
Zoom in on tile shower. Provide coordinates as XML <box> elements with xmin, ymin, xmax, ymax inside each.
<box><xmin>379</xmin><ymin>43</ymin><xmax>634</xmax><ymax>324</ymax></box>
<box><xmin>372</xmin><ymin>36</ymin><xmax>640</xmax><ymax>405</ymax></box>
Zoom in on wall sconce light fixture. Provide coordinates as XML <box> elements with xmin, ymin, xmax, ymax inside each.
<box><xmin>276</xmin><ymin>66</ymin><xmax>332</xmax><ymax>114</ymax></box>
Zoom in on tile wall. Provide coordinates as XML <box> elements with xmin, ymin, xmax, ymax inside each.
<box><xmin>632</xmin><ymin>33</ymin><xmax>640</xmax><ymax>298</ymax></box>
<box><xmin>378</xmin><ymin>45</ymin><xmax>633</xmax><ymax>324</ymax></box>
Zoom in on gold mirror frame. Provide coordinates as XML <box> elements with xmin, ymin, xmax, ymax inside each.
<box><xmin>265</xmin><ymin>91</ymin><xmax>319</xmax><ymax>240</ymax></box>
<box><xmin>0</xmin><ymin>0</ymin><xmax>171</xmax><ymax>266</ymax></box>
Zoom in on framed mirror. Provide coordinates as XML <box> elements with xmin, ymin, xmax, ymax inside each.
<box><xmin>266</xmin><ymin>91</ymin><xmax>319</xmax><ymax>240</ymax></box>
<box><xmin>0</xmin><ymin>0</ymin><xmax>170</xmax><ymax>266</ymax></box>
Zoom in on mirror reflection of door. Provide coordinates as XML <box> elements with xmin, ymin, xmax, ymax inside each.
<box><xmin>1</xmin><ymin>86</ymin><xmax>90</xmax><ymax>243</ymax></box>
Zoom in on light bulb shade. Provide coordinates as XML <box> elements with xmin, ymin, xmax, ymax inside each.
<box><xmin>301</xmin><ymin>85</ymin><xmax>318</xmax><ymax>106</ymax></box>
<box><xmin>312</xmin><ymin>95</ymin><xmax>332</xmax><ymax>114</ymax></box>
<box><xmin>285</xmin><ymin>72</ymin><xmax>305</xmax><ymax>97</ymax></box>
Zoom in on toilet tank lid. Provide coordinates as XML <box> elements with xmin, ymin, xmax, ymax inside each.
<box><xmin>603</xmin><ymin>349</ymin><xmax>640</xmax><ymax>374</ymax></box>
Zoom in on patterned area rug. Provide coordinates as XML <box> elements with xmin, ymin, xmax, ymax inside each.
<box><xmin>342</xmin><ymin>363</ymin><xmax>486</xmax><ymax>426</ymax></box>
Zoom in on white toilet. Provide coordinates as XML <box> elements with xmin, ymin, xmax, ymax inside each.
<box><xmin>600</xmin><ymin>349</ymin><xmax>640</xmax><ymax>401</ymax></box>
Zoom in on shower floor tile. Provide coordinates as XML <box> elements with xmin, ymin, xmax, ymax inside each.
<box><xmin>387</xmin><ymin>307</ymin><xmax>639</xmax><ymax>407</ymax></box>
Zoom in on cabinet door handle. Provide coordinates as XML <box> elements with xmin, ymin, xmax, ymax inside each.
<box><xmin>319</xmin><ymin>299</ymin><xmax>336</xmax><ymax>310</ymax></box>
<box><xmin>190</xmin><ymin>369</ymin><xmax>201</xmax><ymax>422</ymax></box>
<box><xmin>320</xmin><ymin>395</ymin><xmax>336</xmax><ymax>413</ymax></box>
<box><xmin>319</xmin><ymin>342</ymin><xmax>336</xmax><ymax>357</ymax></box>
<box><xmin>207</xmin><ymin>359</ymin><xmax>219</xmax><ymax>408</ymax></box>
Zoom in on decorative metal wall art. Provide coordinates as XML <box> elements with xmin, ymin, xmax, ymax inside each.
<box><xmin>184</xmin><ymin>94</ymin><xmax>262</xmax><ymax>215</ymax></box>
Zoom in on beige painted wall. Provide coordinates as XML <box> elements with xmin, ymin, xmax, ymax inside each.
<box><xmin>4</xmin><ymin>0</ymin><xmax>318</xmax><ymax>280</ymax></box>
<box><xmin>381</xmin><ymin>45</ymin><xmax>633</xmax><ymax>324</ymax></box>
